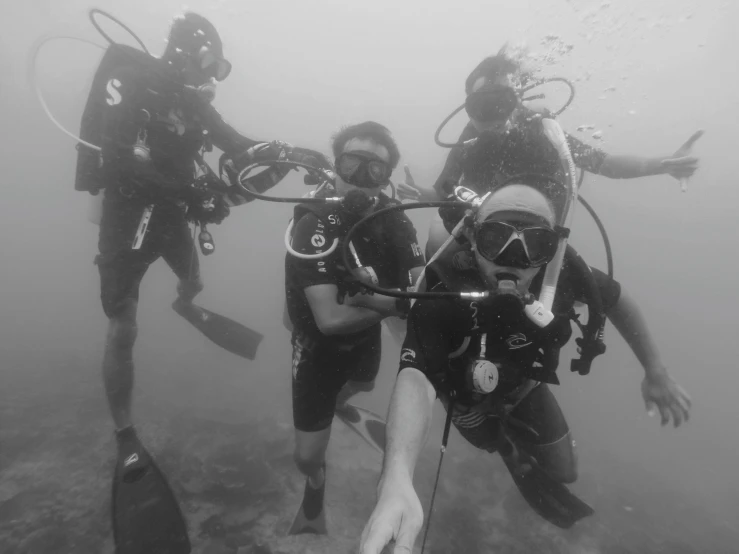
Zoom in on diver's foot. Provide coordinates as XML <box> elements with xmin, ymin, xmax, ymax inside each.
<box><xmin>172</xmin><ymin>297</ymin><xmax>191</xmax><ymax>312</ymax></box>
<box><xmin>115</xmin><ymin>426</ymin><xmax>151</xmax><ymax>483</ymax></box>
<box><xmin>302</xmin><ymin>466</ymin><xmax>326</xmax><ymax>521</ymax></box>
<box><xmin>177</xmin><ymin>279</ymin><xmax>203</xmax><ymax>304</ymax></box>
<box><xmin>288</xmin><ymin>465</ymin><xmax>328</xmax><ymax>536</ymax></box>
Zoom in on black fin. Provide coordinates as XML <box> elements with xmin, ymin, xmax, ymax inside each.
<box><xmin>112</xmin><ymin>429</ymin><xmax>190</xmax><ymax>553</ymax></box>
<box><xmin>288</xmin><ymin>473</ymin><xmax>327</xmax><ymax>536</ymax></box>
<box><xmin>335</xmin><ymin>403</ymin><xmax>386</xmax><ymax>455</ymax></box>
<box><xmin>504</xmin><ymin>456</ymin><xmax>594</xmax><ymax>529</ymax></box>
<box><xmin>173</xmin><ymin>299</ymin><xmax>263</xmax><ymax>360</ymax></box>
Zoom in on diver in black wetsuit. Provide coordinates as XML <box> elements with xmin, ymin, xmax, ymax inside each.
<box><xmin>76</xmin><ymin>12</ymin><xmax>312</xmax><ymax>553</ymax></box>
<box><xmin>85</xmin><ymin>13</ymin><xmax>294</xmax><ymax>441</ymax></box>
<box><xmin>359</xmin><ymin>177</ymin><xmax>692</xmax><ymax>554</ymax></box>
<box><xmin>284</xmin><ymin>122</ymin><xmax>426</xmax><ymax>535</ymax></box>
<box><xmin>397</xmin><ymin>50</ymin><xmax>703</xmax><ymax>203</ymax></box>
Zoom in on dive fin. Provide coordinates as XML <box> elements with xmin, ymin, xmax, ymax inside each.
<box><xmin>112</xmin><ymin>428</ymin><xmax>190</xmax><ymax>553</ymax></box>
<box><xmin>172</xmin><ymin>298</ymin><xmax>263</xmax><ymax>360</ymax></box>
<box><xmin>335</xmin><ymin>403</ymin><xmax>386</xmax><ymax>455</ymax></box>
<box><xmin>288</xmin><ymin>472</ymin><xmax>327</xmax><ymax>536</ymax></box>
<box><xmin>503</xmin><ymin>456</ymin><xmax>594</xmax><ymax>529</ymax></box>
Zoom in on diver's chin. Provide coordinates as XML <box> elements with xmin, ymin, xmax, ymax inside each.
<box><xmin>471</xmin><ymin>118</ymin><xmax>509</xmax><ymax>134</ymax></box>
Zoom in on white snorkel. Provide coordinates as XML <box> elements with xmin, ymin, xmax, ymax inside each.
<box><xmin>523</xmin><ymin>117</ymin><xmax>579</xmax><ymax>327</ymax></box>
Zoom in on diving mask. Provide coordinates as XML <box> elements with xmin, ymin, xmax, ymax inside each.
<box><xmin>464</xmin><ymin>85</ymin><xmax>518</xmax><ymax>123</ymax></box>
<box><xmin>475</xmin><ymin>220</ymin><xmax>559</xmax><ymax>269</ymax></box>
<box><xmin>336</xmin><ymin>151</ymin><xmax>392</xmax><ymax>189</ymax></box>
<box><xmin>197</xmin><ymin>45</ymin><xmax>231</xmax><ymax>81</ymax></box>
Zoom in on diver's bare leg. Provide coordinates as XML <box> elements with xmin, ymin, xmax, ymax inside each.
<box><xmin>294</xmin><ymin>428</ymin><xmax>331</xmax><ymax>487</ymax></box>
<box><xmin>102</xmin><ymin>300</ymin><xmax>138</xmax><ymax>430</ymax></box>
<box><xmin>176</xmin><ymin>276</ymin><xmax>203</xmax><ymax>304</ymax></box>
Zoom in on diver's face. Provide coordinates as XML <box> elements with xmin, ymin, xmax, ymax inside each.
<box><xmin>466</xmin><ymin>213</ymin><xmax>548</xmax><ymax>293</ymax></box>
<box><xmin>469</xmin><ymin>75</ymin><xmax>518</xmax><ymax>134</ymax></box>
<box><xmin>335</xmin><ymin>138</ymin><xmax>390</xmax><ymax>200</ymax></box>
<box><xmin>181</xmin><ymin>55</ymin><xmax>212</xmax><ymax>87</ymax></box>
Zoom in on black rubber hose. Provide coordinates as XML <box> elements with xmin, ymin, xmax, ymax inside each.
<box><xmin>575</xmin><ymin>170</ymin><xmax>614</xmax><ymax>279</ymax></box>
<box><xmin>341</xmin><ymin>201</ymin><xmax>477</xmax><ymax>299</ymax></box>
<box><xmin>235</xmin><ymin>160</ymin><xmax>337</xmax><ymax>204</ymax></box>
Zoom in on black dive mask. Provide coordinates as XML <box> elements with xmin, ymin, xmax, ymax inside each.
<box><xmin>336</xmin><ymin>151</ymin><xmax>392</xmax><ymax>189</ymax></box>
<box><xmin>465</xmin><ymin>85</ymin><xmax>518</xmax><ymax>123</ymax></box>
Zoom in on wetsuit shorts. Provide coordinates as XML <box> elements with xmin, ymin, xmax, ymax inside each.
<box><xmin>451</xmin><ymin>383</ymin><xmax>569</xmax><ymax>453</ymax></box>
<box><xmin>291</xmin><ymin>325</ymin><xmax>382</xmax><ymax>432</ymax></box>
<box><xmin>96</xmin><ymin>194</ymin><xmax>199</xmax><ymax>319</ymax></box>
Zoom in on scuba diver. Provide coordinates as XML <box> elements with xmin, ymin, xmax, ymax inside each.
<box><xmin>358</xmin><ymin>176</ymin><xmax>692</xmax><ymax>554</ymax></box>
<box><xmin>283</xmin><ymin>122</ymin><xmax>426</xmax><ymax>535</ymax></box>
<box><xmin>397</xmin><ymin>49</ymin><xmax>703</xmax><ymax>204</ymax></box>
<box><xmin>52</xmin><ymin>10</ymin><xmax>317</xmax><ymax>553</ymax></box>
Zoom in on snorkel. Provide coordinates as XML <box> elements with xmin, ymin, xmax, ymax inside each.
<box><xmin>523</xmin><ymin>117</ymin><xmax>578</xmax><ymax>327</ymax></box>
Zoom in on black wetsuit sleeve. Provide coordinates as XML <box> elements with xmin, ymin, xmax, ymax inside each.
<box><xmin>390</xmin><ymin>213</ymin><xmax>426</xmax><ymax>287</ymax></box>
<box><xmin>203</xmin><ymin>104</ymin><xmax>292</xmax><ymax>200</ymax></box>
<box><xmin>202</xmin><ymin>104</ymin><xmax>261</xmax><ymax>155</ymax></box>
<box><xmin>399</xmin><ymin>300</ymin><xmax>457</xmax><ymax>390</ymax></box>
<box><xmin>289</xmin><ymin>213</ymin><xmax>341</xmax><ymax>289</ymax></box>
<box><xmin>432</xmin><ymin>123</ymin><xmax>479</xmax><ymax>197</ymax></box>
<box><xmin>572</xmin><ymin>266</ymin><xmax>622</xmax><ymax>312</ymax></box>
<box><xmin>566</xmin><ymin>132</ymin><xmax>608</xmax><ymax>175</ymax></box>
<box><xmin>433</xmin><ymin>147</ymin><xmax>464</xmax><ymax>197</ymax></box>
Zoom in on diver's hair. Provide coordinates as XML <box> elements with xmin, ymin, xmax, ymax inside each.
<box><xmin>163</xmin><ymin>12</ymin><xmax>223</xmax><ymax>60</ymax></box>
<box><xmin>465</xmin><ymin>48</ymin><xmax>520</xmax><ymax>95</ymax></box>
<box><xmin>330</xmin><ymin>121</ymin><xmax>401</xmax><ymax>170</ymax></box>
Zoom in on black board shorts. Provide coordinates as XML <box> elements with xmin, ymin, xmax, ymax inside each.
<box><xmin>96</xmin><ymin>195</ymin><xmax>198</xmax><ymax>319</ymax></box>
<box><xmin>291</xmin><ymin>325</ymin><xmax>382</xmax><ymax>432</ymax></box>
<box><xmin>451</xmin><ymin>383</ymin><xmax>570</xmax><ymax>453</ymax></box>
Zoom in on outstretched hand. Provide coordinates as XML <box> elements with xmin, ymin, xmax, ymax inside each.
<box><xmin>359</xmin><ymin>484</ymin><xmax>424</xmax><ymax>554</ymax></box>
<box><xmin>396</xmin><ymin>165</ymin><xmax>436</xmax><ymax>202</ymax></box>
<box><xmin>641</xmin><ymin>371</ymin><xmax>692</xmax><ymax>428</ymax></box>
<box><xmin>660</xmin><ymin>130</ymin><xmax>704</xmax><ymax>188</ymax></box>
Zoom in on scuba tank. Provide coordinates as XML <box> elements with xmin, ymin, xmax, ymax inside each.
<box><xmin>75</xmin><ymin>43</ymin><xmax>163</xmax><ymax>193</ymax></box>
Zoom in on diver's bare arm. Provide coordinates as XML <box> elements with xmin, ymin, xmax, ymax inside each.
<box><xmin>346</xmin><ymin>266</ymin><xmax>425</xmax><ymax>313</ymax></box>
<box><xmin>597</xmin><ymin>155</ymin><xmax>666</xmax><ymax>179</ymax></box>
<box><xmin>378</xmin><ymin>368</ymin><xmax>436</xmax><ymax>490</ymax></box>
<box><xmin>304</xmin><ymin>284</ymin><xmax>387</xmax><ymax>336</ymax></box>
<box><xmin>606</xmin><ymin>288</ymin><xmax>668</xmax><ymax>378</ymax></box>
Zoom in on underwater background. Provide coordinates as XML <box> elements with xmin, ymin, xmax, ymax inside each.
<box><xmin>1</xmin><ymin>0</ymin><xmax>738</xmax><ymax>552</ymax></box>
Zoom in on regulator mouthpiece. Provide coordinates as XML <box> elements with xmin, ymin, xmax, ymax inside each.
<box><xmin>186</xmin><ymin>79</ymin><xmax>217</xmax><ymax>103</ymax></box>
<box><xmin>343</xmin><ymin>188</ymin><xmax>376</xmax><ymax>216</ymax></box>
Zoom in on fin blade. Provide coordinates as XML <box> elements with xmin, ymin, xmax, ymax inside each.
<box><xmin>335</xmin><ymin>403</ymin><xmax>386</xmax><ymax>455</ymax></box>
<box><xmin>288</xmin><ymin>504</ymin><xmax>328</xmax><ymax>536</ymax></box>
<box><xmin>288</xmin><ymin>476</ymin><xmax>327</xmax><ymax>536</ymax></box>
<box><xmin>508</xmin><ymin>462</ymin><xmax>594</xmax><ymax>529</ymax></box>
<box><xmin>173</xmin><ymin>299</ymin><xmax>263</xmax><ymax>360</ymax></box>
<box><xmin>112</xmin><ymin>439</ymin><xmax>190</xmax><ymax>554</ymax></box>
